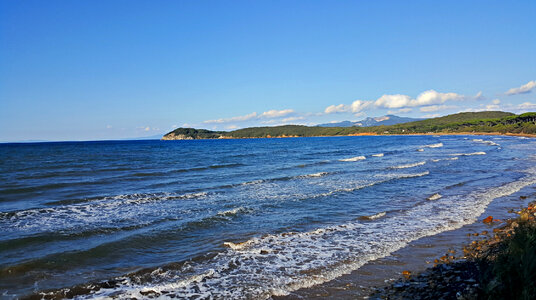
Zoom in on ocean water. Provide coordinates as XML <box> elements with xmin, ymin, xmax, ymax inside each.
<box><xmin>1</xmin><ymin>135</ymin><xmax>535</xmax><ymax>299</ymax></box>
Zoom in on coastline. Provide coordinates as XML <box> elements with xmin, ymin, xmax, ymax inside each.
<box><xmin>275</xmin><ymin>181</ymin><xmax>536</xmax><ymax>299</ymax></box>
<box><xmin>163</xmin><ymin>132</ymin><xmax>536</xmax><ymax>140</ymax></box>
<box><xmin>370</xmin><ymin>199</ymin><xmax>536</xmax><ymax>299</ymax></box>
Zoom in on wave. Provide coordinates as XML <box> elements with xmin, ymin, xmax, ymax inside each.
<box><xmin>298</xmin><ymin>172</ymin><xmax>329</xmax><ymax>178</ymax></box>
<box><xmin>241</xmin><ymin>172</ymin><xmax>330</xmax><ymax>187</ymax></box>
<box><xmin>427</xmin><ymin>193</ymin><xmax>442</xmax><ymax>201</ymax></box>
<box><xmin>217</xmin><ymin>207</ymin><xmax>248</xmax><ymax>217</ymax></box>
<box><xmin>472</xmin><ymin>139</ymin><xmax>500</xmax><ymax>146</ymax></box>
<box><xmin>357</xmin><ymin>211</ymin><xmax>386</xmax><ymax>221</ymax></box>
<box><xmin>431</xmin><ymin>157</ymin><xmax>458</xmax><ymax>162</ymax></box>
<box><xmin>450</xmin><ymin>152</ymin><xmax>486</xmax><ymax>156</ymax></box>
<box><xmin>0</xmin><ymin>192</ymin><xmax>209</xmax><ymax>235</ymax></box>
<box><xmin>371</xmin><ymin>153</ymin><xmax>384</xmax><ymax>157</ymax></box>
<box><xmin>339</xmin><ymin>156</ymin><xmax>366</xmax><ymax>162</ymax></box>
<box><xmin>56</xmin><ymin>171</ymin><xmax>536</xmax><ymax>300</ymax></box>
<box><xmin>422</xmin><ymin>143</ymin><xmax>443</xmax><ymax>148</ymax></box>
<box><xmin>417</xmin><ymin>148</ymin><xmax>424</xmax><ymax>152</ymax></box>
<box><xmin>390</xmin><ymin>161</ymin><xmax>426</xmax><ymax>169</ymax></box>
<box><xmin>315</xmin><ymin>171</ymin><xmax>430</xmax><ymax>198</ymax></box>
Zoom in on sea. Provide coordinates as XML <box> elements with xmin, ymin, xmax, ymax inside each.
<box><xmin>1</xmin><ymin>135</ymin><xmax>536</xmax><ymax>299</ymax></box>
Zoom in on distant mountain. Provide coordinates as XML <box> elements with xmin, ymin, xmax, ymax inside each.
<box><xmin>317</xmin><ymin>115</ymin><xmax>423</xmax><ymax>127</ymax></box>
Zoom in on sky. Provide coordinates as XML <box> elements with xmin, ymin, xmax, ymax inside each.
<box><xmin>1</xmin><ymin>0</ymin><xmax>535</xmax><ymax>141</ymax></box>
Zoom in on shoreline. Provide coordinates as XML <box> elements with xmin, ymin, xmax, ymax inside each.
<box><xmin>371</xmin><ymin>199</ymin><xmax>536</xmax><ymax>299</ymax></box>
<box><xmin>162</xmin><ymin>132</ymin><xmax>536</xmax><ymax>140</ymax></box>
<box><xmin>275</xmin><ymin>182</ymin><xmax>536</xmax><ymax>299</ymax></box>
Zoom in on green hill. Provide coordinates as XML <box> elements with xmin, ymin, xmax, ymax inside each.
<box><xmin>163</xmin><ymin>111</ymin><xmax>536</xmax><ymax>140</ymax></box>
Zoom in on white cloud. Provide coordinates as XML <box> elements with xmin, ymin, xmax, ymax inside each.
<box><xmin>505</xmin><ymin>81</ymin><xmax>536</xmax><ymax>95</ymax></box>
<box><xmin>350</xmin><ymin>100</ymin><xmax>371</xmax><ymax>113</ymax></box>
<box><xmin>374</xmin><ymin>94</ymin><xmax>412</xmax><ymax>108</ymax></box>
<box><xmin>324</xmin><ymin>104</ymin><xmax>349</xmax><ymax>114</ymax></box>
<box><xmin>324</xmin><ymin>100</ymin><xmax>371</xmax><ymax>114</ymax></box>
<box><xmin>259</xmin><ymin>109</ymin><xmax>294</xmax><ymax>118</ymax></box>
<box><xmin>485</xmin><ymin>104</ymin><xmax>501</xmax><ymax>110</ymax></box>
<box><xmin>422</xmin><ymin>113</ymin><xmax>440</xmax><ymax>118</ymax></box>
<box><xmin>282</xmin><ymin>116</ymin><xmax>305</xmax><ymax>122</ymax></box>
<box><xmin>419</xmin><ymin>105</ymin><xmax>457</xmax><ymax>112</ymax></box>
<box><xmin>411</xmin><ymin>90</ymin><xmax>464</xmax><ymax>106</ymax></box>
<box><xmin>474</xmin><ymin>91</ymin><xmax>485</xmax><ymax>100</ymax></box>
<box><xmin>203</xmin><ymin>108</ymin><xmax>297</xmax><ymax>125</ymax></box>
<box><xmin>106</xmin><ymin>125</ymin><xmax>112</xmax><ymax>129</ymax></box>
<box><xmin>226</xmin><ymin>125</ymin><xmax>239</xmax><ymax>130</ymax></box>
<box><xmin>492</xmin><ymin>99</ymin><xmax>501</xmax><ymax>105</ymax></box>
<box><xmin>518</xmin><ymin>102</ymin><xmax>536</xmax><ymax>110</ymax></box>
<box><xmin>204</xmin><ymin>112</ymin><xmax>258</xmax><ymax>124</ymax></box>
<box><xmin>374</xmin><ymin>90</ymin><xmax>464</xmax><ymax>109</ymax></box>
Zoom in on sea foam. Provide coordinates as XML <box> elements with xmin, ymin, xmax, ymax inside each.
<box><xmin>451</xmin><ymin>152</ymin><xmax>486</xmax><ymax>156</ymax></box>
<box><xmin>390</xmin><ymin>161</ymin><xmax>426</xmax><ymax>169</ymax></box>
<box><xmin>68</xmin><ymin>170</ymin><xmax>536</xmax><ymax>300</ymax></box>
<box><xmin>339</xmin><ymin>156</ymin><xmax>366</xmax><ymax>162</ymax></box>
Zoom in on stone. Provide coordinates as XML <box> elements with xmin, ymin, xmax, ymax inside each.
<box><xmin>483</xmin><ymin>216</ymin><xmax>493</xmax><ymax>224</ymax></box>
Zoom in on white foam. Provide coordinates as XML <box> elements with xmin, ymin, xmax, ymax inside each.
<box><xmin>417</xmin><ymin>149</ymin><xmax>424</xmax><ymax>152</ymax></box>
<box><xmin>371</xmin><ymin>153</ymin><xmax>384</xmax><ymax>157</ymax></box>
<box><xmin>223</xmin><ymin>239</ymin><xmax>257</xmax><ymax>250</ymax></box>
<box><xmin>427</xmin><ymin>193</ymin><xmax>442</xmax><ymax>201</ymax></box>
<box><xmin>217</xmin><ymin>207</ymin><xmax>246</xmax><ymax>217</ymax></box>
<box><xmin>339</xmin><ymin>156</ymin><xmax>366</xmax><ymax>162</ymax></box>
<box><xmin>75</xmin><ymin>170</ymin><xmax>536</xmax><ymax>299</ymax></box>
<box><xmin>0</xmin><ymin>192</ymin><xmax>208</xmax><ymax>234</ymax></box>
<box><xmin>317</xmin><ymin>171</ymin><xmax>430</xmax><ymax>198</ymax></box>
<box><xmin>431</xmin><ymin>157</ymin><xmax>458</xmax><ymax>162</ymax></box>
<box><xmin>472</xmin><ymin>139</ymin><xmax>500</xmax><ymax>146</ymax></box>
<box><xmin>450</xmin><ymin>152</ymin><xmax>486</xmax><ymax>156</ymax></box>
<box><xmin>299</xmin><ymin>172</ymin><xmax>328</xmax><ymax>178</ymax></box>
<box><xmin>422</xmin><ymin>143</ymin><xmax>443</xmax><ymax>148</ymax></box>
<box><xmin>390</xmin><ymin>161</ymin><xmax>426</xmax><ymax>169</ymax></box>
<box><xmin>241</xmin><ymin>179</ymin><xmax>265</xmax><ymax>185</ymax></box>
<box><xmin>368</xmin><ymin>212</ymin><xmax>386</xmax><ymax>220</ymax></box>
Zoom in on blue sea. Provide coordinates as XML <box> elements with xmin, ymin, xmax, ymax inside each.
<box><xmin>1</xmin><ymin>135</ymin><xmax>536</xmax><ymax>299</ymax></box>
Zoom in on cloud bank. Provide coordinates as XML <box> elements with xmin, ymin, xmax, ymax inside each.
<box><xmin>324</xmin><ymin>89</ymin><xmax>469</xmax><ymax>115</ymax></box>
<box><xmin>505</xmin><ymin>81</ymin><xmax>536</xmax><ymax>95</ymax></box>
<box><xmin>203</xmin><ymin>109</ymin><xmax>295</xmax><ymax>124</ymax></box>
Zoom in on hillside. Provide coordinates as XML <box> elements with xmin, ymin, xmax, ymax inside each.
<box><xmin>162</xmin><ymin>111</ymin><xmax>536</xmax><ymax>140</ymax></box>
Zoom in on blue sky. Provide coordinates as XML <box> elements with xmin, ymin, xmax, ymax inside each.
<box><xmin>1</xmin><ymin>0</ymin><xmax>535</xmax><ymax>141</ymax></box>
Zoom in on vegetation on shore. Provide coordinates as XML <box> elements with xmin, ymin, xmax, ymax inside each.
<box><xmin>164</xmin><ymin>111</ymin><xmax>536</xmax><ymax>140</ymax></box>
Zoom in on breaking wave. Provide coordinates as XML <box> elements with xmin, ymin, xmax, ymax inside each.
<box><xmin>390</xmin><ymin>161</ymin><xmax>427</xmax><ymax>169</ymax></box>
<box><xmin>422</xmin><ymin>143</ymin><xmax>443</xmax><ymax>148</ymax></box>
<box><xmin>339</xmin><ymin>156</ymin><xmax>366</xmax><ymax>162</ymax></box>
<box><xmin>472</xmin><ymin>139</ymin><xmax>500</xmax><ymax>146</ymax></box>
<box><xmin>358</xmin><ymin>211</ymin><xmax>387</xmax><ymax>221</ymax></box>
<box><xmin>48</xmin><ymin>170</ymin><xmax>536</xmax><ymax>300</ymax></box>
<box><xmin>427</xmin><ymin>193</ymin><xmax>442</xmax><ymax>201</ymax></box>
<box><xmin>451</xmin><ymin>152</ymin><xmax>486</xmax><ymax>156</ymax></box>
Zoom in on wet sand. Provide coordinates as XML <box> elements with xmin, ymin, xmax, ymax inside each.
<box><xmin>274</xmin><ymin>183</ymin><xmax>536</xmax><ymax>299</ymax></box>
